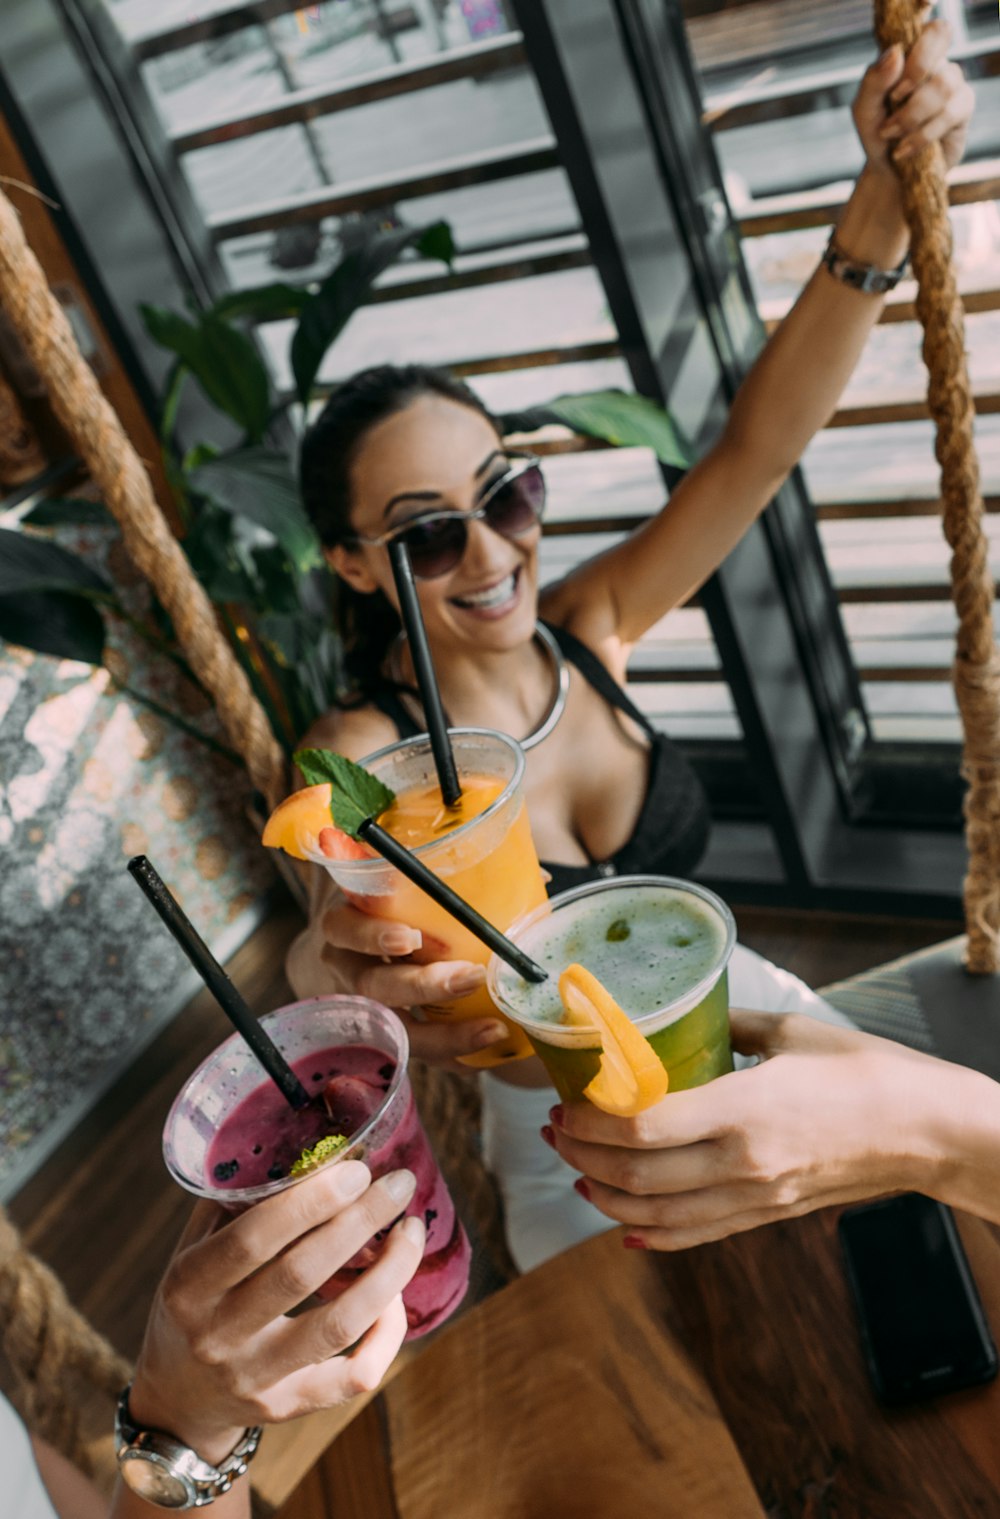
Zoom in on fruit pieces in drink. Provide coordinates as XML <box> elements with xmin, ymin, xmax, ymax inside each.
<box><xmin>261</xmin><ymin>777</ymin><xmax>504</xmax><ymax>864</ymax></box>
<box><xmin>204</xmin><ymin>1043</ymin><xmax>470</xmax><ymax>1338</ymax></box>
<box><xmin>378</xmin><ymin>776</ymin><xmax>503</xmax><ymax>845</ymax></box>
<box><xmin>489</xmin><ymin>878</ymin><xmax>735</xmax><ymax>1101</ymax></box>
<box><xmin>264</xmin><ymin>736</ymin><xmax>548</xmax><ymax>1068</ymax></box>
<box><xmin>559</xmin><ymin>963</ymin><xmax>669</xmax><ymax>1117</ymax></box>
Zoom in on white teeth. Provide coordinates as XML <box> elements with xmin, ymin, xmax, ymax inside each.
<box><xmin>456</xmin><ymin>573</ymin><xmax>516</xmax><ymax>609</ymax></box>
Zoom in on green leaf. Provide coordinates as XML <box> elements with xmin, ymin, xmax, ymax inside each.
<box><xmin>539</xmin><ymin>390</ymin><xmax>694</xmax><ymax>468</ymax></box>
<box><xmin>182</xmin><ymin>508</ymin><xmax>256</xmax><ymax>605</ymax></box>
<box><xmin>251</xmin><ymin>544</ymin><xmax>305</xmax><ymax>615</ymax></box>
<box><xmin>182</xmin><ymin>442</ymin><xmax>220</xmax><ymax>473</ymax></box>
<box><xmin>210</xmin><ymin>282</ymin><xmax>312</xmax><ymax>324</ymax></box>
<box><xmin>293</xmin><ymin>747</ymin><xmax>395</xmax><ymax>837</ymax></box>
<box><xmin>0</xmin><ymin>527</ymin><xmax>111</xmax><ymax>597</ymax></box>
<box><xmin>139</xmin><ymin>305</ymin><xmax>272</xmax><ymax>442</ymax></box>
<box><xmin>159</xmin><ymin>360</ymin><xmax>187</xmax><ymax>446</ymax></box>
<box><xmin>187</xmin><ymin>448</ymin><xmax>323</xmax><ymax>574</ymax></box>
<box><xmin>291</xmin><ymin>220</ymin><xmax>453</xmax><ymax>405</ymax></box>
<box><xmin>21</xmin><ymin>498</ymin><xmax>113</xmax><ymax>528</ymax></box>
<box><xmin>415</xmin><ymin>220</ymin><xmax>456</xmax><ymax>267</ymax></box>
<box><xmin>0</xmin><ymin>589</ymin><xmax>105</xmax><ymax>663</ymax></box>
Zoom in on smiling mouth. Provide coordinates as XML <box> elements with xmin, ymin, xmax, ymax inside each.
<box><xmin>451</xmin><ymin>569</ymin><xmax>519</xmax><ymax>612</ymax></box>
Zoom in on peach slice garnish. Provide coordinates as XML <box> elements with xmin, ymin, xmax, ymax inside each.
<box><xmin>558</xmin><ymin>962</ymin><xmax>669</xmax><ymax>1117</ymax></box>
<box><xmin>261</xmin><ymin>783</ymin><xmax>334</xmax><ymax>860</ymax></box>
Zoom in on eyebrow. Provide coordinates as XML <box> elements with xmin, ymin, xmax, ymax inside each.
<box><xmin>381</xmin><ymin>449</ymin><xmax>506</xmax><ymax>521</ymax></box>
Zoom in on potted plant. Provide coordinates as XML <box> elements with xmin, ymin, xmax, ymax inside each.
<box><xmin>0</xmin><ymin>219</ymin><xmax>692</xmax><ymax>772</ymax></box>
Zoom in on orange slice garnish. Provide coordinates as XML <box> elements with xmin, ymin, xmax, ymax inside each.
<box><xmin>262</xmin><ymin>783</ymin><xmax>334</xmax><ymax>860</ymax></box>
<box><xmin>558</xmin><ymin>963</ymin><xmax>669</xmax><ymax>1117</ymax></box>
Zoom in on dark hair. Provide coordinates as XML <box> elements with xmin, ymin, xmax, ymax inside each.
<box><xmin>300</xmin><ymin>364</ymin><xmax>496</xmax><ymax>702</ymax></box>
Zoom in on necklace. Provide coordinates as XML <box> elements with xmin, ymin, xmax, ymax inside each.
<box><xmin>389</xmin><ymin>620</ymin><xmax>569</xmax><ymax>751</ymax></box>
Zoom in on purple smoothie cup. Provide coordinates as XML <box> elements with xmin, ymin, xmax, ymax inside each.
<box><xmin>162</xmin><ymin>995</ymin><xmax>471</xmax><ymax>1339</ymax></box>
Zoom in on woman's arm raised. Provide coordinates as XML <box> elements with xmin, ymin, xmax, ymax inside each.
<box><xmin>545</xmin><ymin>21</ymin><xmax>973</xmax><ymax>656</ymax></box>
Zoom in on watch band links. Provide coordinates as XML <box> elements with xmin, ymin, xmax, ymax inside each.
<box><xmin>821</xmin><ymin>232</ymin><xmax>910</xmax><ymax>296</ymax></box>
<box><xmin>115</xmin><ymin>1383</ymin><xmax>262</xmax><ymax>1509</ymax></box>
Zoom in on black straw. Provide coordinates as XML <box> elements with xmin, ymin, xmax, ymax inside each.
<box><xmin>388</xmin><ymin>538</ymin><xmax>462</xmax><ymax>807</ymax></box>
<box><xmin>357</xmin><ymin>819</ymin><xmax>548</xmax><ymax>984</ymax></box>
<box><xmin>128</xmin><ymin>856</ymin><xmax>313</xmax><ymax>1110</ymax></box>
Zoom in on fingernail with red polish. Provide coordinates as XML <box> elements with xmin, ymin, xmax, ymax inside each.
<box><xmin>549</xmin><ymin>1104</ymin><xmax>565</xmax><ymax>1128</ymax></box>
<box><xmin>574</xmin><ymin>1177</ymin><xmax>591</xmax><ymax>1201</ymax></box>
<box><xmin>623</xmin><ymin>1234</ymin><xmax>647</xmax><ymax>1251</ymax></box>
<box><xmin>540</xmin><ymin>1124</ymin><xmax>556</xmax><ymax>1149</ymax></box>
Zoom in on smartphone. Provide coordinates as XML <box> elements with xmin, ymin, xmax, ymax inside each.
<box><xmin>839</xmin><ymin>1193</ymin><xmax>998</xmax><ymax>1405</ymax></box>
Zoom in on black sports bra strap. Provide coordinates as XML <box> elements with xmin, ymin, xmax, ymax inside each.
<box><xmin>544</xmin><ymin>621</ymin><xmax>658</xmax><ymax>740</ymax></box>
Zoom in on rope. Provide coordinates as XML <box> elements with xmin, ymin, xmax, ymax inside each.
<box><xmin>873</xmin><ymin>2</ymin><xmax>1000</xmax><ymax>972</ymax></box>
<box><xmin>0</xmin><ymin>189</ymin><xmax>287</xmax><ymax>812</ymax></box>
<box><xmin>0</xmin><ymin>1207</ymin><xmax>131</xmax><ymax>1473</ymax></box>
<box><xmin>0</xmin><ymin>363</ymin><xmax>47</xmax><ymax>486</ymax></box>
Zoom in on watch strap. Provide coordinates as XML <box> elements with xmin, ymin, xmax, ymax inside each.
<box><xmin>115</xmin><ymin>1384</ymin><xmax>262</xmax><ymax>1508</ymax></box>
<box><xmin>821</xmin><ymin>233</ymin><xmax>910</xmax><ymax>295</ymax></box>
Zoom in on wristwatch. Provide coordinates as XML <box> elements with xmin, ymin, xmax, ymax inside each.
<box><xmin>115</xmin><ymin>1384</ymin><xmax>262</xmax><ymax>1509</ymax></box>
<box><xmin>821</xmin><ymin>233</ymin><xmax>910</xmax><ymax>295</ymax></box>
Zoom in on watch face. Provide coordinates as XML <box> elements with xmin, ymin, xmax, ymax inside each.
<box><xmin>120</xmin><ymin>1452</ymin><xmax>195</xmax><ymax>1509</ymax></box>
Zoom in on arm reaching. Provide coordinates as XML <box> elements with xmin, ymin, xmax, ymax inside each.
<box><xmin>546</xmin><ymin>19</ymin><xmax>974</xmax><ymax>654</ymax></box>
<box><xmin>546</xmin><ymin>1010</ymin><xmax>1000</xmax><ymax>1250</ymax></box>
<box><xmin>111</xmin><ymin>1162</ymin><xmax>423</xmax><ymax>1516</ymax></box>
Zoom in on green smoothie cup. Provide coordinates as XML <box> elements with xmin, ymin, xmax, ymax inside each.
<box><xmin>486</xmin><ymin>875</ymin><xmax>736</xmax><ymax>1104</ymax></box>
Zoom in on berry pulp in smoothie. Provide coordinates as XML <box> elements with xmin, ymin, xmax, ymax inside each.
<box><xmin>205</xmin><ymin>1043</ymin><xmax>470</xmax><ymax>1338</ymax></box>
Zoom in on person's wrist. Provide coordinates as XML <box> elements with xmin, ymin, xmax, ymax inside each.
<box><xmin>920</xmin><ymin>1062</ymin><xmax>1000</xmax><ymax>1214</ymax></box>
<box><xmin>865</xmin><ymin>1046</ymin><xmax>944</xmax><ymax>1196</ymax></box>
<box><xmin>127</xmin><ymin>1374</ymin><xmax>248</xmax><ymax>1469</ymax></box>
<box><xmin>836</xmin><ymin>165</ymin><xmax>909</xmax><ymax>268</ymax></box>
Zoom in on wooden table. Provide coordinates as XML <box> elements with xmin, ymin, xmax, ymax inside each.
<box><xmin>281</xmin><ymin>1208</ymin><xmax>1000</xmax><ymax>1519</ymax></box>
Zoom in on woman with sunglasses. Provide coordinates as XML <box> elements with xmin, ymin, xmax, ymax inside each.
<box><xmin>287</xmin><ymin>21</ymin><xmax>972</xmax><ymax>1271</ymax></box>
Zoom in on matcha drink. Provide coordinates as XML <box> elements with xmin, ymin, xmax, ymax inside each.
<box><xmin>487</xmin><ymin>876</ymin><xmax>736</xmax><ymax>1103</ymax></box>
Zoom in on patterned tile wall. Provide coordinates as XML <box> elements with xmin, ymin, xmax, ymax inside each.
<box><xmin>0</xmin><ymin>522</ymin><xmax>277</xmax><ymax>1198</ymax></box>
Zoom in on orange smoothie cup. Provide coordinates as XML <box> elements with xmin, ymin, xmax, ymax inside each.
<box><xmin>316</xmin><ymin>727</ymin><xmax>547</xmax><ymax>1069</ymax></box>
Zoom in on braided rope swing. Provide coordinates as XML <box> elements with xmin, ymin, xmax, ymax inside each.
<box><xmin>873</xmin><ymin>0</ymin><xmax>1000</xmax><ymax>972</ymax></box>
<box><xmin>0</xmin><ymin>1209</ymin><xmax>131</xmax><ymax>1472</ymax></box>
<box><xmin>0</xmin><ymin>188</ymin><xmax>287</xmax><ymax>814</ymax></box>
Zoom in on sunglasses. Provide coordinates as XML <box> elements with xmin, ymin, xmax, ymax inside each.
<box><xmin>346</xmin><ymin>453</ymin><xmax>546</xmax><ymax>580</ymax></box>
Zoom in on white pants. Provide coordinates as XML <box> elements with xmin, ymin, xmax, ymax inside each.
<box><xmin>481</xmin><ymin>943</ymin><xmax>853</xmax><ymax>1274</ymax></box>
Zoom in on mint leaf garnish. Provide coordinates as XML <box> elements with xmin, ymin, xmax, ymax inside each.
<box><xmin>290</xmin><ymin>1133</ymin><xmax>349</xmax><ymax>1178</ymax></box>
<box><xmin>293</xmin><ymin>747</ymin><xmax>395</xmax><ymax>839</ymax></box>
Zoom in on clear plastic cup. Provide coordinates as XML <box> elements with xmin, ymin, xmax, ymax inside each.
<box><xmin>317</xmin><ymin>727</ymin><xmax>547</xmax><ymax>1068</ymax></box>
<box><xmin>163</xmin><ymin>995</ymin><xmax>470</xmax><ymax>1339</ymax></box>
<box><xmin>487</xmin><ymin>875</ymin><xmax>736</xmax><ymax>1104</ymax></box>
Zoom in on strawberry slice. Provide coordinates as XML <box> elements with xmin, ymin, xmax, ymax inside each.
<box><xmin>318</xmin><ymin>826</ymin><xmax>376</xmax><ymax>861</ymax></box>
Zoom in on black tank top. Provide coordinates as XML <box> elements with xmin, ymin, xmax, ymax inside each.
<box><xmin>369</xmin><ymin>622</ymin><xmax>711</xmax><ymax>898</ymax></box>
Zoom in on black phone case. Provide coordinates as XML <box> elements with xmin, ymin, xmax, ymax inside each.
<box><xmin>839</xmin><ymin>1196</ymin><xmax>999</xmax><ymax>1406</ymax></box>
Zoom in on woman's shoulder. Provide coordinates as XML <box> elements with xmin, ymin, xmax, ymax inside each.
<box><xmin>538</xmin><ymin>583</ymin><xmax>631</xmax><ymax>684</ymax></box>
<box><xmin>299</xmin><ymin>701</ymin><xmax>400</xmax><ymax>765</ymax></box>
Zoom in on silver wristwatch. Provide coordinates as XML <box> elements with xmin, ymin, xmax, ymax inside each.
<box><xmin>115</xmin><ymin>1384</ymin><xmax>262</xmax><ymax>1510</ymax></box>
<box><xmin>821</xmin><ymin>233</ymin><xmax>910</xmax><ymax>295</ymax></box>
